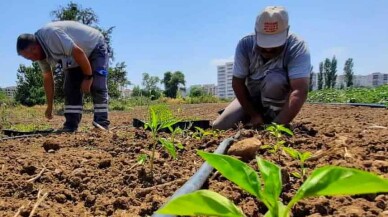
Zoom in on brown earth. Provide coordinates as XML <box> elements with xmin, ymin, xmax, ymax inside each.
<box><xmin>0</xmin><ymin>103</ymin><xmax>387</xmax><ymax>217</ymax></box>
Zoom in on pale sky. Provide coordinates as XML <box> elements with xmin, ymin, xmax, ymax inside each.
<box><xmin>1</xmin><ymin>0</ymin><xmax>387</xmax><ymax>88</ymax></box>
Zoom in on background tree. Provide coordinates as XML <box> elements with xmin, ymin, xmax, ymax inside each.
<box><xmin>189</xmin><ymin>86</ymin><xmax>207</xmax><ymax>97</ymax></box>
<box><xmin>0</xmin><ymin>90</ymin><xmax>10</xmax><ymax>104</ymax></box>
<box><xmin>322</xmin><ymin>56</ymin><xmax>338</xmax><ymax>89</ymax></box>
<box><xmin>131</xmin><ymin>85</ymin><xmax>143</xmax><ymax>97</ymax></box>
<box><xmin>141</xmin><ymin>73</ymin><xmax>162</xmax><ymax>99</ymax></box>
<box><xmin>309</xmin><ymin>66</ymin><xmax>314</xmax><ymax>91</ymax></box>
<box><xmin>344</xmin><ymin>58</ymin><xmax>354</xmax><ymax>88</ymax></box>
<box><xmin>15</xmin><ymin>62</ymin><xmax>46</xmax><ymax>106</ymax></box>
<box><xmin>108</xmin><ymin>62</ymin><xmax>130</xmax><ymax>98</ymax></box>
<box><xmin>318</xmin><ymin>62</ymin><xmax>324</xmax><ymax>90</ymax></box>
<box><xmin>162</xmin><ymin>71</ymin><xmax>186</xmax><ymax>98</ymax></box>
<box><xmin>323</xmin><ymin>58</ymin><xmax>331</xmax><ymax>89</ymax></box>
<box><xmin>330</xmin><ymin>56</ymin><xmax>338</xmax><ymax>88</ymax></box>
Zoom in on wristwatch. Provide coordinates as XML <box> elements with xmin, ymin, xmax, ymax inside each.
<box><xmin>84</xmin><ymin>74</ymin><xmax>93</xmax><ymax>80</ymax></box>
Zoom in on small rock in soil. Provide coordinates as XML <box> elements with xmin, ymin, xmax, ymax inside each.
<box><xmin>227</xmin><ymin>137</ymin><xmax>262</xmax><ymax>161</ymax></box>
<box><xmin>324</xmin><ymin>131</ymin><xmax>335</xmax><ymax>137</ymax></box>
<box><xmin>20</xmin><ymin>165</ymin><xmax>37</xmax><ymax>175</ymax></box>
<box><xmin>42</xmin><ymin>140</ymin><xmax>61</xmax><ymax>152</ymax></box>
<box><xmin>54</xmin><ymin>193</ymin><xmax>67</xmax><ymax>203</ymax></box>
<box><xmin>72</xmin><ymin>168</ymin><xmax>87</xmax><ymax>178</ymax></box>
<box><xmin>375</xmin><ymin>195</ymin><xmax>387</xmax><ymax>210</ymax></box>
<box><xmin>113</xmin><ymin>197</ymin><xmax>129</xmax><ymax>209</ymax></box>
<box><xmin>336</xmin><ymin>205</ymin><xmax>364</xmax><ymax>216</ymax></box>
<box><xmin>372</xmin><ymin>160</ymin><xmax>388</xmax><ymax>173</ymax></box>
<box><xmin>98</xmin><ymin>159</ymin><xmax>111</xmax><ymax>169</ymax></box>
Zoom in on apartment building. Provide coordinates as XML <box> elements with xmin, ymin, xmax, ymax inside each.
<box><xmin>217</xmin><ymin>62</ymin><xmax>235</xmax><ymax>99</ymax></box>
<box><xmin>312</xmin><ymin>72</ymin><xmax>387</xmax><ymax>89</ymax></box>
<box><xmin>0</xmin><ymin>86</ymin><xmax>17</xmax><ymax>98</ymax></box>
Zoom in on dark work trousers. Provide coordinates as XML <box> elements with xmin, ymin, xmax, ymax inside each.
<box><xmin>212</xmin><ymin>68</ymin><xmax>290</xmax><ymax>130</ymax></box>
<box><xmin>63</xmin><ymin>43</ymin><xmax>110</xmax><ymax>130</ymax></box>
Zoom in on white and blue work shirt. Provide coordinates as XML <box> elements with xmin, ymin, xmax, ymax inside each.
<box><xmin>233</xmin><ymin>33</ymin><xmax>311</xmax><ymax>81</ymax></box>
<box><xmin>35</xmin><ymin>21</ymin><xmax>105</xmax><ymax>72</ymax></box>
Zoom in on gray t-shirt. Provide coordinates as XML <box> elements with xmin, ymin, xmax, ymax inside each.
<box><xmin>233</xmin><ymin>33</ymin><xmax>311</xmax><ymax>80</ymax></box>
<box><xmin>35</xmin><ymin>21</ymin><xmax>105</xmax><ymax>72</ymax></box>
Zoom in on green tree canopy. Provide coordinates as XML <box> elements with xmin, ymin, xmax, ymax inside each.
<box><xmin>140</xmin><ymin>73</ymin><xmax>162</xmax><ymax>100</ymax></box>
<box><xmin>318</xmin><ymin>62</ymin><xmax>324</xmax><ymax>90</ymax></box>
<box><xmin>344</xmin><ymin>58</ymin><xmax>354</xmax><ymax>88</ymax></box>
<box><xmin>189</xmin><ymin>86</ymin><xmax>207</xmax><ymax>97</ymax></box>
<box><xmin>108</xmin><ymin>62</ymin><xmax>130</xmax><ymax>98</ymax></box>
<box><xmin>15</xmin><ymin>62</ymin><xmax>45</xmax><ymax>106</ymax></box>
<box><xmin>162</xmin><ymin>71</ymin><xmax>186</xmax><ymax>98</ymax></box>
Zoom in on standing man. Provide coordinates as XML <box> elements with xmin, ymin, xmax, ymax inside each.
<box><xmin>17</xmin><ymin>21</ymin><xmax>110</xmax><ymax>132</ymax></box>
<box><xmin>213</xmin><ymin>6</ymin><xmax>311</xmax><ymax>129</ymax></box>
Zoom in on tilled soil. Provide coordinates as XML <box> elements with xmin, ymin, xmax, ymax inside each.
<box><xmin>0</xmin><ymin>103</ymin><xmax>387</xmax><ymax>217</ymax></box>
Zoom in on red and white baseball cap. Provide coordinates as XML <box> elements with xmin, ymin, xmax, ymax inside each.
<box><xmin>255</xmin><ymin>6</ymin><xmax>289</xmax><ymax>48</ymax></box>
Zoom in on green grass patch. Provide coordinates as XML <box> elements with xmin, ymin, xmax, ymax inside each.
<box><xmin>308</xmin><ymin>85</ymin><xmax>388</xmax><ymax>106</ymax></box>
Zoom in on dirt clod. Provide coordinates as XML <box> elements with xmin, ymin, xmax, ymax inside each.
<box><xmin>42</xmin><ymin>140</ymin><xmax>61</xmax><ymax>152</ymax></box>
<box><xmin>227</xmin><ymin>137</ymin><xmax>262</xmax><ymax>161</ymax></box>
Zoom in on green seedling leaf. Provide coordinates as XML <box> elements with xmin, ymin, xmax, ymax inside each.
<box><xmin>159</xmin><ymin>118</ymin><xmax>180</xmax><ymax>130</ymax></box>
<box><xmin>195</xmin><ymin>126</ymin><xmax>205</xmax><ymax>133</ymax></box>
<box><xmin>257</xmin><ymin>157</ymin><xmax>282</xmax><ymax>214</ymax></box>
<box><xmin>198</xmin><ymin>151</ymin><xmax>261</xmax><ymax>198</ymax></box>
<box><xmin>288</xmin><ymin>166</ymin><xmax>388</xmax><ymax>210</ymax></box>
<box><xmin>150</xmin><ymin>107</ymin><xmax>158</xmax><ymax>130</ymax></box>
<box><xmin>156</xmin><ymin>190</ymin><xmax>245</xmax><ymax>217</ymax></box>
<box><xmin>176</xmin><ymin>142</ymin><xmax>184</xmax><ymax>149</ymax></box>
<box><xmin>203</xmin><ymin>131</ymin><xmax>214</xmax><ymax>136</ymax></box>
<box><xmin>276</xmin><ymin>124</ymin><xmax>294</xmax><ymax>136</ymax></box>
<box><xmin>137</xmin><ymin>154</ymin><xmax>148</xmax><ymax>165</ymax></box>
<box><xmin>291</xmin><ymin>171</ymin><xmax>302</xmax><ymax>179</ymax></box>
<box><xmin>283</xmin><ymin>147</ymin><xmax>299</xmax><ymax>160</ymax></box>
<box><xmin>299</xmin><ymin>152</ymin><xmax>312</xmax><ymax>163</ymax></box>
<box><xmin>265</xmin><ymin>125</ymin><xmax>276</xmax><ymax>132</ymax></box>
<box><xmin>260</xmin><ymin>144</ymin><xmax>273</xmax><ymax>150</ymax></box>
<box><xmin>159</xmin><ymin>138</ymin><xmax>177</xmax><ymax>159</ymax></box>
<box><xmin>264</xmin><ymin>201</ymin><xmax>287</xmax><ymax>217</ymax></box>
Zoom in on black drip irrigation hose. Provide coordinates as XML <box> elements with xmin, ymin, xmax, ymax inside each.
<box><xmin>152</xmin><ymin>131</ymin><xmax>240</xmax><ymax>217</ymax></box>
<box><xmin>0</xmin><ymin>133</ymin><xmax>45</xmax><ymax>141</ymax></box>
<box><xmin>307</xmin><ymin>102</ymin><xmax>387</xmax><ymax>108</ymax></box>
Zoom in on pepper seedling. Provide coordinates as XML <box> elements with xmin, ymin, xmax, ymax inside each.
<box><xmin>282</xmin><ymin>147</ymin><xmax>312</xmax><ymax>181</ymax></box>
<box><xmin>157</xmin><ymin>151</ymin><xmax>388</xmax><ymax>217</ymax></box>
<box><xmin>261</xmin><ymin>123</ymin><xmax>294</xmax><ymax>161</ymax></box>
<box><xmin>144</xmin><ymin>105</ymin><xmax>180</xmax><ymax>174</ymax></box>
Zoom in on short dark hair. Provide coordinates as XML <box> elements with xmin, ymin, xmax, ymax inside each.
<box><xmin>16</xmin><ymin>34</ymin><xmax>37</xmax><ymax>54</ymax></box>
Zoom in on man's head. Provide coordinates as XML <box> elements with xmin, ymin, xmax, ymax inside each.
<box><xmin>255</xmin><ymin>6</ymin><xmax>289</xmax><ymax>59</ymax></box>
<box><xmin>17</xmin><ymin>34</ymin><xmax>45</xmax><ymax>61</ymax></box>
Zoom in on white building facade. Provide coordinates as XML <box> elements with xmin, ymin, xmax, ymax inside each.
<box><xmin>217</xmin><ymin>62</ymin><xmax>235</xmax><ymax>99</ymax></box>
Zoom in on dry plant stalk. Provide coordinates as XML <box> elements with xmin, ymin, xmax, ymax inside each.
<box><xmin>27</xmin><ymin>165</ymin><xmax>46</xmax><ymax>183</ymax></box>
<box><xmin>13</xmin><ymin>202</ymin><xmax>31</xmax><ymax>217</ymax></box>
<box><xmin>29</xmin><ymin>189</ymin><xmax>49</xmax><ymax>217</ymax></box>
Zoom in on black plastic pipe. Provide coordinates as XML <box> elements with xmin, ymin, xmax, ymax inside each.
<box><xmin>307</xmin><ymin>102</ymin><xmax>387</xmax><ymax>108</ymax></box>
<box><xmin>152</xmin><ymin>132</ymin><xmax>239</xmax><ymax>217</ymax></box>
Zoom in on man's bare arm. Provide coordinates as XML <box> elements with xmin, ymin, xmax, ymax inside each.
<box><xmin>274</xmin><ymin>77</ymin><xmax>309</xmax><ymax>124</ymax></box>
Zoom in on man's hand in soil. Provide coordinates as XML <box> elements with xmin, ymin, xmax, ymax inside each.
<box><xmin>81</xmin><ymin>78</ymin><xmax>93</xmax><ymax>94</ymax></box>
<box><xmin>45</xmin><ymin>106</ymin><xmax>53</xmax><ymax>120</ymax></box>
<box><xmin>248</xmin><ymin>113</ymin><xmax>264</xmax><ymax>128</ymax></box>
